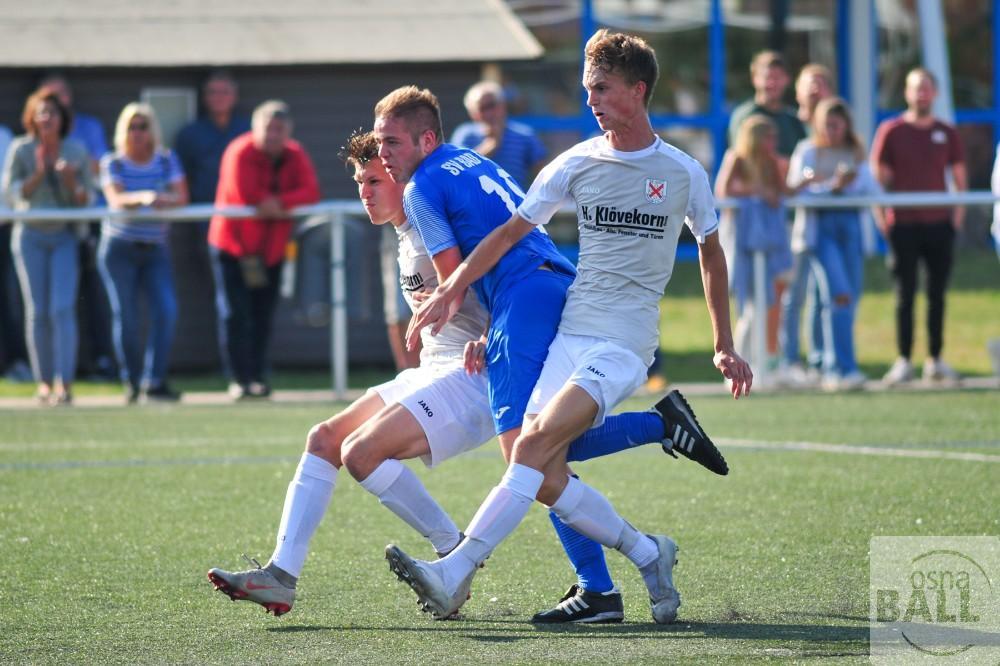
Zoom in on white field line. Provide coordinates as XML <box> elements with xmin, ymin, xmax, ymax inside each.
<box><xmin>718</xmin><ymin>438</ymin><xmax>1000</xmax><ymax>463</ymax></box>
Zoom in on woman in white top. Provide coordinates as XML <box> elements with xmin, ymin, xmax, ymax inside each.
<box><xmin>787</xmin><ymin>97</ymin><xmax>880</xmax><ymax>390</ymax></box>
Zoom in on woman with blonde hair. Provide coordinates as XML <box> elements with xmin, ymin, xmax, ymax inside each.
<box><xmin>1</xmin><ymin>87</ymin><xmax>93</xmax><ymax>405</ymax></box>
<box><xmin>715</xmin><ymin>115</ymin><xmax>795</xmax><ymax>368</ymax></box>
<box><xmin>98</xmin><ymin>102</ymin><xmax>188</xmax><ymax>403</ymax></box>
<box><xmin>787</xmin><ymin>97</ymin><xmax>879</xmax><ymax>390</ymax></box>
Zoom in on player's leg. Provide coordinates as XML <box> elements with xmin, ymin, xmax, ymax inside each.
<box><xmin>207</xmin><ymin>390</ymin><xmax>385</xmax><ymax>615</ymax></box>
<box><xmin>389</xmin><ymin>338</ymin><xmax>682</xmax><ymax>622</ymax></box>
<box><xmin>484</xmin><ymin>276</ymin><xmax>622</xmax><ymax>617</ymax></box>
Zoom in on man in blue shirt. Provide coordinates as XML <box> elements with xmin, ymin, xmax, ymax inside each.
<box><xmin>175</xmin><ymin>70</ymin><xmax>251</xmax><ymax>206</ymax></box>
<box><xmin>450</xmin><ymin>81</ymin><xmax>546</xmax><ymax>190</ymax></box>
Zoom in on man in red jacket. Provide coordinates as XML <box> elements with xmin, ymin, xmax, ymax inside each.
<box><xmin>209</xmin><ymin>100</ymin><xmax>320</xmax><ymax>399</ymax></box>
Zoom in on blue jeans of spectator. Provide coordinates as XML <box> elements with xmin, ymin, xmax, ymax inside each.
<box><xmin>813</xmin><ymin>211</ymin><xmax>863</xmax><ymax>375</ymax></box>
<box><xmin>211</xmin><ymin>249</ymin><xmax>283</xmax><ymax>386</ymax></box>
<box><xmin>10</xmin><ymin>224</ymin><xmax>79</xmax><ymax>385</ymax></box>
<box><xmin>781</xmin><ymin>250</ymin><xmax>825</xmax><ymax>367</ymax></box>
<box><xmin>98</xmin><ymin>235</ymin><xmax>178</xmax><ymax>389</ymax></box>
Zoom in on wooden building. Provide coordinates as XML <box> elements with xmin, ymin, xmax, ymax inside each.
<box><xmin>0</xmin><ymin>0</ymin><xmax>542</xmax><ymax>370</ymax></box>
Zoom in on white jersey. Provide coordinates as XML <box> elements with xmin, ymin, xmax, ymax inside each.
<box><xmin>395</xmin><ymin>221</ymin><xmax>488</xmax><ymax>363</ymax></box>
<box><xmin>517</xmin><ymin>136</ymin><xmax>719</xmax><ymax>363</ymax></box>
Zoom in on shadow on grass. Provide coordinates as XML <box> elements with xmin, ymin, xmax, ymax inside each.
<box><xmin>275</xmin><ymin>618</ymin><xmax>869</xmax><ymax>648</ymax></box>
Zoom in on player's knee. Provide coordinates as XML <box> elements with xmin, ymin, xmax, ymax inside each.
<box><xmin>340</xmin><ymin>431</ymin><xmax>382</xmax><ymax>481</ymax></box>
<box><xmin>306</xmin><ymin>421</ymin><xmax>344</xmax><ymax>468</ymax></box>
<box><xmin>535</xmin><ymin>474</ymin><xmax>565</xmax><ymax>506</ymax></box>
<box><xmin>510</xmin><ymin>428</ymin><xmax>557</xmax><ymax>468</ymax></box>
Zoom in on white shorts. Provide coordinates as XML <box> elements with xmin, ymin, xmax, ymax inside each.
<box><xmin>372</xmin><ymin>363</ymin><xmax>494</xmax><ymax>468</ymax></box>
<box><xmin>527</xmin><ymin>333</ymin><xmax>648</xmax><ymax>427</ymax></box>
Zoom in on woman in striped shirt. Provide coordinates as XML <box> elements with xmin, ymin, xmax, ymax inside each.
<box><xmin>99</xmin><ymin>103</ymin><xmax>189</xmax><ymax>403</ymax></box>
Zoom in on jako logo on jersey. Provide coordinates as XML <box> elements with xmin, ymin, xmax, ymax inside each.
<box><xmin>495</xmin><ymin>405</ymin><xmax>511</xmax><ymax>420</ymax></box>
<box><xmin>645</xmin><ymin>178</ymin><xmax>667</xmax><ymax>204</ymax></box>
<box><xmin>579</xmin><ymin>185</ymin><xmax>601</xmax><ymax>194</ymax></box>
<box><xmin>586</xmin><ymin>365</ymin><xmax>607</xmax><ymax>378</ymax></box>
<box><xmin>417</xmin><ymin>400</ymin><xmax>434</xmax><ymax>417</ymax></box>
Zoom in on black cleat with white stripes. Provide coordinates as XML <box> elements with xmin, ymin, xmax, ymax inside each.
<box><xmin>531</xmin><ymin>584</ymin><xmax>624</xmax><ymax>624</ymax></box>
<box><xmin>652</xmin><ymin>390</ymin><xmax>729</xmax><ymax>476</ymax></box>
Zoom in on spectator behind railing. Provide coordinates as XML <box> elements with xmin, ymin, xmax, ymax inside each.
<box><xmin>209</xmin><ymin>100</ymin><xmax>320</xmax><ymax>401</ymax></box>
<box><xmin>727</xmin><ymin>50</ymin><xmax>806</xmax><ymax>159</ymax></box>
<box><xmin>716</xmin><ymin>115</ymin><xmax>795</xmax><ymax>367</ymax></box>
<box><xmin>40</xmin><ymin>72</ymin><xmax>118</xmax><ymax>383</ymax></box>
<box><xmin>787</xmin><ymin>98</ymin><xmax>880</xmax><ymax>391</ymax></box>
<box><xmin>0</xmin><ymin>122</ymin><xmax>33</xmax><ymax>384</ymax></box>
<box><xmin>98</xmin><ymin>103</ymin><xmax>189</xmax><ymax>404</ymax></box>
<box><xmin>1</xmin><ymin>88</ymin><xmax>93</xmax><ymax>405</ymax></box>
<box><xmin>871</xmin><ymin>68</ymin><xmax>967</xmax><ymax>386</ymax></box>
<box><xmin>777</xmin><ymin>63</ymin><xmax>836</xmax><ymax>387</ymax></box>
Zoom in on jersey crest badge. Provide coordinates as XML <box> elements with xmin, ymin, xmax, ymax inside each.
<box><xmin>645</xmin><ymin>178</ymin><xmax>667</xmax><ymax>204</ymax></box>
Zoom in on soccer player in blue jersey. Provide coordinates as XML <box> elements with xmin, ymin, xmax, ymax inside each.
<box><xmin>374</xmin><ymin>83</ymin><xmax>732</xmax><ymax>622</ymax></box>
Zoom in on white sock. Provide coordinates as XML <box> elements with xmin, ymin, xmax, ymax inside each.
<box><xmin>359</xmin><ymin>459</ymin><xmax>460</xmax><ymax>555</ymax></box>
<box><xmin>268</xmin><ymin>453</ymin><xmax>338</xmax><ymax>578</ymax></box>
<box><xmin>548</xmin><ymin>475</ymin><xmax>625</xmax><ymax>546</ymax></box>
<box><xmin>439</xmin><ymin>463</ymin><xmax>543</xmax><ymax>592</ymax></box>
<box><xmin>549</xmin><ymin>476</ymin><xmax>658</xmax><ymax>568</ymax></box>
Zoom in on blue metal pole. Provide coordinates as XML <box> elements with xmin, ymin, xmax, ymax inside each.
<box><xmin>580</xmin><ymin>0</ymin><xmax>596</xmax><ymax>140</ymax></box>
<box><xmin>994</xmin><ymin>0</ymin><xmax>1000</xmax><ymax>149</ymax></box>
<box><xmin>836</xmin><ymin>0</ymin><xmax>850</xmax><ymax>100</ymax></box>
<box><xmin>709</xmin><ymin>0</ymin><xmax>726</xmax><ymax>175</ymax></box>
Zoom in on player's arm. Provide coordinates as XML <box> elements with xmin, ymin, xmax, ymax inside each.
<box><xmin>698</xmin><ymin>230</ymin><xmax>752</xmax><ymax>399</ymax></box>
<box><xmin>405</xmin><ymin>214</ymin><xmax>534</xmax><ymax>350</ymax></box>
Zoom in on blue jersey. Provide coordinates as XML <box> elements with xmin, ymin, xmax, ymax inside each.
<box><xmin>403</xmin><ymin>143</ymin><xmax>574</xmax><ymax>312</ymax></box>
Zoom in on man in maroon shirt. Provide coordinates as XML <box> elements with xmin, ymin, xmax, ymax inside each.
<box><xmin>871</xmin><ymin>68</ymin><xmax>966</xmax><ymax>386</ymax></box>
<box><xmin>209</xmin><ymin>100</ymin><xmax>320</xmax><ymax>399</ymax></box>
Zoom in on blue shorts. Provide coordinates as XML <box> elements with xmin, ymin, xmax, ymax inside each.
<box><xmin>485</xmin><ymin>268</ymin><xmax>572</xmax><ymax>435</ymax></box>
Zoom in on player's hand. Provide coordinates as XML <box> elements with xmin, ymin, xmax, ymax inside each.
<box><xmin>714</xmin><ymin>348</ymin><xmax>752</xmax><ymax>399</ymax></box>
<box><xmin>463</xmin><ymin>338</ymin><xmax>487</xmax><ymax>374</ymax></box>
<box><xmin>405</xmin><ymin>286</ymin><xmax>464</xmax><ymax>351</ymax></box>
<box><xmin>410</xmin><ymin>289</ymin><xmax>429</xmax><ymax>305</ymax></box>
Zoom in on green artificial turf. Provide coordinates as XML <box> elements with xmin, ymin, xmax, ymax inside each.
<box><xmin>1</xmin><ymin>391</ymin><xmax>997</xmax><ymax>664</ymax></box>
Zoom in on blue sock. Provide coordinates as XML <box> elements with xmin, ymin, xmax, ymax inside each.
<box><xmin>566</xmin><ymin>411</ymin><xmax>664</xmax><ymax>462</ymax></box>
<box><xmin>549</xmin><ymin>509</ymin><xmax>614</xmax><ymax>594</ymax></box>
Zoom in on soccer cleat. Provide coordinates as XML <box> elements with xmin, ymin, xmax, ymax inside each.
<box><xmin>531</xmin><ymin>584</ymin><xmax>624</xmax><ymax>624</ymax></box>
<box><xmin>652</xmin><ymin>390</ymin><xmax>728</xmax><ymax>475</ymax></box>
<box><xmin>207</xmin><ymin>557</ymin><xmax>295</xmax><ymax>617</ymax></box>
<box><xmin>646</xmin><ymin>535</ymin><xmax>681</xmax><ymax>624</ymax></box>
<box><xmin>386</xmin><ymin>544</ymin><xmax>473</xmax><ymax>620</ymax></box>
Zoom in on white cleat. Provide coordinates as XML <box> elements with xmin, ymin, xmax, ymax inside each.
<box><xmin>386</xmin><ymin>544</ymin><xmax>473</xmax><ymax>620</ymax></box>
<box><xmin>646</xmin><ymin>534</ymin><xmax>681</xmax><ymax>624</ymax></box>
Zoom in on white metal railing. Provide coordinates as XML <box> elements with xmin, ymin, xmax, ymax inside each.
<box><xmin>1</xmin><ymin>191</ymin><xmax>997</xmax><ymax>396</ymax></box>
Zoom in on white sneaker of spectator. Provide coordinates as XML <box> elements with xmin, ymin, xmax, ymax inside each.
<box><xmin>882</xmin><ymin>358</ymin><xmax>914</xmax><ymax>386</ymax></box>
<box><xmin>774</xmin><ymin>362</ymin><xmax>817</xmax><ymax>388</ymax></box>
<box><xmin>987</xmin><ymin>339</ymin><xmax>1000</xmax><ymax>379</ymax></box>
<box><xmin>823</xmin><ymin>370</ymin><xmax>867</xmax><ymax>392</ymax></box>
<box><xmin>922</xmin><ymin>357</ymin><xmax>959</xmax><ymax>384</ymax></box>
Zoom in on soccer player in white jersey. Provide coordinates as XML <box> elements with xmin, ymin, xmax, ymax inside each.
<box><xmin>206</xmin><ymin>131</ymin><xmax>495</xmax><ymax>616</ymax></box>
<box><xmin>388</xmin><ymin>30</ymin><xmax>752</xmax><ymax>622</ymax></box>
